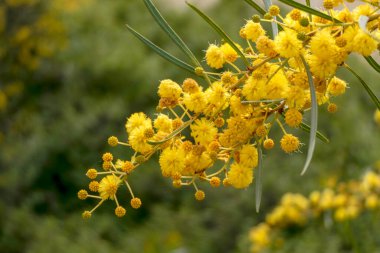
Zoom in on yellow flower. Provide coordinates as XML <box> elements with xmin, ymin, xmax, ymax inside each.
<box><xmin>280</xmin><ymin>134</ymin><xmax>300</xmax><ymax>153</ymax></box>
<box><xmin>265</xmin><ymin>66</ymin><xmax>289</xmax><ymax>99</ymax></box>
<box><xmin>249</xmin><ymin>223</ymin><xmax>271</xmax><ymax>247</ymax></box>
<box><xmin>183</xmin><ymin>92</ymin><xmax>207</xmax><ymax>114</ymax></box>
<box><xmin>159</xmin><ymin>147</ymin><xmax>186</xmax><ymax>177</ymax></box>
<box><xmin>284</xmin><ymin>108</ymin><xmax>303</xmax><ymax>128</ymax></box>
<box><xmin>274</xmin><ymin>30</ymin><xmax>303</xmax><ymax>58</ymax></box>
<box><xmin>286</xmin><ymin>85</ymin><xmax>307</xmax><ymax>109</ymax></box>
<box><xmin>204</xmin><ymin>82</ymin><xmax>229</xmax><ymax>115</ymax></box>
<box><xmin>243</xmin><ymin>20</ymin><xmax>265</xmax><ymax>42</ymax></box>
<box><xmin>242</xmin><ymin>76</ymin><xmax>266</xmax><ymax>101</ymax></box>
<box><xmin>256</xmin><ymin>36</ymin><xmax>277</xmax><ymax>57</ymax></box>
<box><xmin>158</xmin><ymin>79</ymin><xmax>182</xmax><ymax>101</ymax></box>
<box><xmin>115</xmin><ymin>206</ymin><xmax>126</xmax><ymax>217</ymax></box>
<box><xmin>125</xmin><ymin>112</ymin><xmax>152</xmax><ymax>134</ymax></box>
<box><xmin>195</xmin><ymin>190</ymin><xmax>205</xmax><ymax>201</ymax></box>
<box><xmin>227</xmin><ymin>162</ymin><xmax>253</xmax><ymax>189</ymax></box>
<box><xmin>307</xmin><ymin>54</ymin><xmax>337</xmax><ymax>78</ymax></box>
<box><xmin>128</xmin><ymin>127</ymin><xmax>153</xmax><ymax>154</ymax></box>
<box><xmin>190</xmin><ymin>118</ymin><xmax>218</xmax><ymax>146</ymax></box>
<box><xmin>153</xmin><ymin>114</ymin><xmax>173</xmax><ymax>133</ymax></box>
<box><xmin>131</xmin><ymin>197</ymin><xmax>142</xmax><ymax>209</ymax></box>
<box><xmin>374</xmin><ymin>110</ymin><xmax>380</xmax><ymax>126</ymax></box>
<box><xmin>220</xmin><ymin>43</ymin><xmax>238</xmax><ymax>62</ymax></box>
<box><xmin>205</xmin><ymin>44</ymin><xmax>225</xmax><ymax>69</ymax></box>
<box><xmin>352</xmin><ymin>30</ymin><xmax>378</xmax><ymax>56</ymax></box>
<box><xmin>310</xmin><ymin>30</ymin><xmax>339</xmax><ymax>60</ymax></box>
<box><xmin>239</xmin><ymin>144</ymin><xmax>258</xmax><ymax>168</ymax></box>
<box><xmin>327</xmin><ymin>77</ymin><xmax>347</xmax><ymax>96</ymax></box>
<box><xmin>184</xmin><ymin>152</ymin><xmax>212</xmax><ymax>174</ymax></box>
<box><xmin>182</xmin><ymin>78</ymin><xmax>201</xmax><ymax>94</ymax></box>
<box><xmin>99</xmin><ymin>175</ymin><xmax>121</xmax><ymax>200</ymax></box>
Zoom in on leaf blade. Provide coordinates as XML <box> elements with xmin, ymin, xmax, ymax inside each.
<box><xmin>278</xmin><ymin>0</ymin><xmax>341</xmax><ymax>23</ymax></box>
<box><xmin>255</xmin><ymin>144</ymin><xmax>263</xmax><ymax>213</ymax></box>
<box><xmin>300</xmin><ymin>56</ymin><xmax>318</xmax><ymax>176</ymax></box>
<box><xmin>143</xmin><ymin>0</ymin><xmax>200</xmax><ymax>67</ymax></box>
<box><xmin>126</xmin><ymin>25</ymin><xmax>194</xmax><ymax>75</ymax></box>
<box><xmin>279</xmin><ymin>113</ymin><xmax>330</xmax><ymax>144</ymax></box>
<box><xmin>298</xmin><ymin>122</ymin><xmax>330</xmax><ymax>144</ymax></box>
<box><xmin>364</xmin><ymin>56</ymin><xmax>380</xmax><ymax>74</ymax></box>
<box><xmin>243</xmin><ymin>0</ymin><xmax>266</xmax><ymax>15</ymax></box>
<box><xmin>187</xmin><ymin>3</ymin><xmax>250</xmax><ymax>67</ymax></box>
<box><xmin>345</xmin><ymin>65</ymin><xmax>380</xmax><ymax>110</ymax></box>
<box><xmin>147</xmin><ymin>119</ymin><xmax>194</xmax><ymax>145</ymax></box>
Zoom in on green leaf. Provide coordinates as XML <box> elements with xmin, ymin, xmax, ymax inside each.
<box><xmin>126</xmin><ymin>25</ymin><xmax>195</xmax><ymax>74</ymax></box>
<box><xmin>147</xmin><ymin>119</ymin><xmax>194</xmax><ymax>145</ymax></box>
<box><xmin>143</xmin><ymin>0</ymin><xmax>201</xmax><ymax>67</ymax></box>
<box><xmin>242</xmin><ymin>98</ymin><xmax>284</xmax><ymax>104</ymax></box>
<box><xmin>300</xmin><ymin>56</ymin><xmax>318</xmax><ymax>176</ymax></box>
<box><xmin>345</xmin><ymin>65</ymin><xmax>380</xmax><ymax>110</ymax></box>
<box><xmin>255</xmin><ymin>144</ymin><xmax>263</xmax><ymax>213</ymax></box>
<box><xmin>364</xmin><ymin>56</ymin><xmax>380</xmax><ymax>74</ymax></box>
<box><xmin>187</xmin><ymin>3</ymin><xmax>250</xmax><ymax>67</ymax></box>
<box><xmin>299</xmin><ymin>122</ymin><xmax>330</xmax><ymax>144</ymax></box>
<box><xmin>278</xmin><ymin>0</ymin><xmax>341</xmax><ymax>23</ymax></box>
<box><xmin>243</xmin><ymin>0</ymin><xmax>266</xmax><ymax>15</ymax></box>
<box><xmin>279</xmin><ymin>113</ymin><xmax>330</xmax><ymax>144</ymax></box>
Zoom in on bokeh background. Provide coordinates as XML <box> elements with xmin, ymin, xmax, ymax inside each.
<box><xmin>0</xmin><ymin>0</ymin><xmax>379</xmax><ymax>252</ymax></box>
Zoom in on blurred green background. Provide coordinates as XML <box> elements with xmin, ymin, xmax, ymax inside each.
<box><xmin>0</xmin><ymin>0</ymin><xmax>379</xmax><ymax>252</ymax></box>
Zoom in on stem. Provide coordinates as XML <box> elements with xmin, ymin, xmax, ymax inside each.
<box><xmin>124</xmin><ymin>180</ymin><xmax>135</xmax><ymax>198</ymax></box>
<box><xmin>114</xmin><ymin>194</ymin><xmax>120</xmax><ymax>206</ymax></box>
<box><xmin>117</xmin><ymin>141</ymin><xmax>130</xmax><ymax>146</ymax></box>
<box><xmin>276</xmin><ymin>118</ymin><xmax>287</xmax><ymax>134</ymax></box>
<box><xmin>90</xmin><ymin>199</ymin><xmax>105</xmax><ymax>213</ymax></box>
<box><xmin>87</xmin><ymin>195</ymin><xmax>103</xmax><ymax>199</ymax></box>
<box><xmin>227</xmin><ymin>61</ymin><xmax>242</xmax><ymax>73</ymax></box>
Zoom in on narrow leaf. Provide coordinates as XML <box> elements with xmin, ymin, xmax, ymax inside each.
<box><xmin>300</xmin><ymin>56</ymin><xmax>318</xmax><ymax>176</ymax></box>
<box><xmin>278</xmin><ymin>0</ymin><xmax>341</xmax><ymax>23</ymax></box>
<box><xmin>345</xmin><ymin>65</ymin><xmax>380</xmax><ymax>110</ymax></box>
<box><xmin>242</xmin><ymin>98</ymin><xmax>284</xmax><ymax>104</ymax></box>
<box><xmin>126</xmin><ymin>25</ymin><xmax>195</xmax><ymax>74</ymax></box>
<box><xmin>364</xmin><ymin>56</ymin><xmax>380</xmax><ymax>74</ymax></box>
<box><xmin>148</xmin><ymin>119</ymin><xmax>194</xmax><ymax>145</ymax></box>
<box><xmin>279</xmin><ymin>113</ymin><xmax>330</xmax><ymax>144</ymax></box>
<box><xmin>187</xmin><ymin>3</ymin><xmax>250</xmax><ymax>67</ymax></box>
<box><xmin>299</xmin><ymin>122</ymin><xmax>330</xmax><ymax>144</ymax></box>
<box><xmin>255</xmin><ymin>145</ymin><xmax>263</xmax><ymax>213</ymax></box>
<box><xmin>143</xmin><ymin>0</ymin><xmax>200</xmax><ymax>67</ymax></box>
<box><xmin>358</xmin><ymin>15</ymin><xmax>370</xmax><ymax>32</ymax></box>
<box><xmin>243</xmin><ymin>0</ymin><xmax>266</xmax><ymax>15</ymax></box>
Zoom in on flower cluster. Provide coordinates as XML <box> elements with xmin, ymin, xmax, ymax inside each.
<box><xmin>249</xmin><ymin>163</ymin><xmax>380</xmax><ymax>253</ymax></box>
<box><xmin>0</xmin><ymin>0</ymin><xmax>68</xmax><ymax>113</ymax></box>
<box><xmin>78</xmin><ymin>1</ymin><xmax>380</xmax><ymax>218</ymax></box>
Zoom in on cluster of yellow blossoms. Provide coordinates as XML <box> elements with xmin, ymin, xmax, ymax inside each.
<box><xmin>0</xmin><ymin>0</ymin><xmax>67</xmax><ymax>113</ymax></box>
<box><xmin>249</xmin><ymin>163</ymin><xmax>380</xmax><ymax>253</ymax></box>
<box><xmin>78</xmin><ymin>1</ymin><xmax>380</xmax><ymax>218</ymax></box>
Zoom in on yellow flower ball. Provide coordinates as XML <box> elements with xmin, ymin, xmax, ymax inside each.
<box><xmin>227</xmin><ymin>162</ymin><xmax>253</xmax><ymax>189</ymax></box>
<box><xmin>284</xmin><ymin>108</ymin><xmax>303</xmax><ymax>128</ymax></box>
<box><xmin>280</xmin><ymin>134</ymin><xmax>300</xmax><ymax>153</ymax></box>
<box><xmin>115</xmin><ymin>206</ymin><xmax>126</xmax><ymax>217</ymax></box>
<box><xmin>195</xmin><ymin>190</ymin><xmax>205</xmax><ymax>201</ymax></box>
<box><xmin>131</xmin><ymin>197</ymin><xmax>142</xmax><ymax>209</ymax></box>
<box><xmin>205</xmin><ymin>44</ymin><xmax>225</xmax><ymax>69</ymax></box>
<box><xmin>98</xmin><ymin>175</ymin><xmax>121</xmax><ymax>200</ymax></box>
